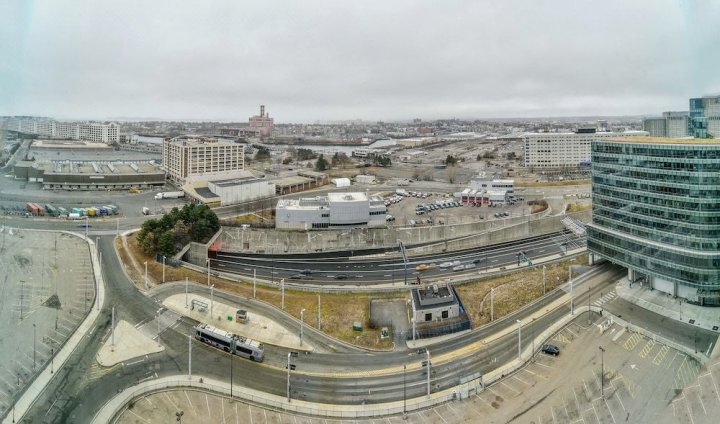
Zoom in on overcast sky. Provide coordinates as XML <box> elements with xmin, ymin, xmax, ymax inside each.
<box><xmin>2</xmin><ymin>0</ymin><xmax>720</xmax><ymax>122</ymax></box>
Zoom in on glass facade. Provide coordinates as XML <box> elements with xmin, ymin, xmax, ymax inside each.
<box><xmin>587</xmin><ymin>140</ymin><xmax>720</xmax><ymax>304</ymax></box>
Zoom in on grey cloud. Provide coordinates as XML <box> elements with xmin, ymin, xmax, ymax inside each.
<box><xmin>2</xmin><ymin>0</ymin><xmax>720</xmax><ymax>122</ymax></box>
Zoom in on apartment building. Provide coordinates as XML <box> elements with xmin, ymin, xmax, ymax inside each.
<box><xmin>523</xmin><ymin>129</ymin><xmax>648</xmax><ymax>168</ymax></box>
<box><xmin>4</xmin><ymin>117</ymin><xmax>118</xmax><ymax>143</ymax></box>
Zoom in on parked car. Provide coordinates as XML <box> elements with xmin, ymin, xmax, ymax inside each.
<box><xmin>452</xmin><ymin>265</ymin><xmax>465</xmax><ymax>272</ymax></box>
<box><xmin>289</xmin><ymin>274</ymin><xmax>304</xmax><ymax>280</ymax></box>
<box><xmin>541</xmin><ymin>344</ymin><xmax>560</xmax><ymax>356</ymax></box>
<box><xmin>300</xmin><ymin>269</ymin><xmax>312</xmax><ymax>275</ymax></box>
<box><xmin>335</xmin><ymin>274</ymin><xmax>348</xmax><ymax>280</ymax></box>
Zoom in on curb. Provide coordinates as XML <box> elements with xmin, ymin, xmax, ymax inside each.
<box><xmin>2</xmin><ymin>230</ymin><xmax>106</xmax><ymax>424</ymax></box>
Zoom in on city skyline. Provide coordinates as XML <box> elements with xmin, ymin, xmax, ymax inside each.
<box><xmin>2</xmin><ymin>1</ymin><xmax>720</xmax><ymax>122</ymax></box>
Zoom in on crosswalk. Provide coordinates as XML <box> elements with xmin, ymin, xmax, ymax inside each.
<box><xmin>592</xmin><ymin>291</ymin><xmax>616</xmax><ymax>307</ymax></box>
<box><xmin>137</xmin><ymin>308</ymin><xmax>182</xmax><ymax>340</ymax></box>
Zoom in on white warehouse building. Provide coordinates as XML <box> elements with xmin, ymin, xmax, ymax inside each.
<box><xmin>275</xmin><ymin>192</ymin><xmax>387</xmax><ymax>230</ymax></box>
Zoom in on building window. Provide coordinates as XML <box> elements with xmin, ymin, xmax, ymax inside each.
<box><xmin>425</xmin><ymin>313</ymin><xmax>432</xmax><ymax>322</ymax></box>
<box><xmin>441</xmin><ymin>310</ymin><xmax>449</xmax><ymax>319</ymax></box>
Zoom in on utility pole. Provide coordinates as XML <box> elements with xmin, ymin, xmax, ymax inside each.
<box><xmin>144</xmin><ymin>261</ymin><xmax>148</xmax><ymax>290</ymax></box>
<box><xmin>317</xmin><ymin>295</ymin><xmax>321</xmax><ymax>329</ymax></box>
<box><xmin>185</xmin><ymin>277</ymin><xmax>188</xmax><ymax>308</ymax></box>
<box><xmin>403</xmin><ymin>364</ymin><xmax>407</xmax><ymax>419</ymax></box>
<box><xmin>229</xmin><ymin>349</ymin><xmax>233</xmax><ymax>399</ymax></box>
<box><xmin>206</xmin><ymin>258</ymin><xmax>210</xmax><ymax>286</ymax></box>
<box><xmin>253</xmin><ymin>269</ymin><xmax>256</xmax><ymax>298</ymax></box>
<box><xmin>188</xmin><ymin>335</ymin><xmax>192</xmax><ymax>380</ymax></box>
<box><xmin>542</xmin><ymin>265</ymin><xmax>546</xmax><ymax>295</ymax></box>
<box><xmin>162</xmin><ymin>256</ymin><xmax>166</xmax><ymax>283</ymax></box>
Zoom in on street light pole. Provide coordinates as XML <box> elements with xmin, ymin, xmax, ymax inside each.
<box><xmin>403</xmin><ymin>364</ymin><xmax>407</xmax><ymax>419</ymax></box>
<box><xmin>300</xmin><ymin>308</ymin><xmax>305</xmax><ymax>346</ymax></box>
<box><xmin>210</xmin><ymin>284</ymin><xmax>215</xmax><ymax>318</ymax></box>
<box><xmin>185</xmin><ymin>277</ymin><xmax>188</xmax><ymax>308</ymax></box>
<box><xmin>188</xmin><ymin>335</ymin><xmax>192</xmax><ymax>380</ymax></box>
<box><xmin>569</xmin><ymin>266</ymin><xmax>574</xmax><ymax>315</ymax></box>
<box><xmin>229</xmin><ymin>349</ymin><xmax>233</xmax><ymax>399</ymax></box>
<box><xmin>253</xmin><ymin>269</ymin><xmax>256</xmax><ymax>298</ymax></box>
<box><xmin>490</xmin><ymin>287</ymin><xmax>495</xmax><ymax>321</ymax></box>
<box><xmin>281</xmin><ymin>279</ymin><xmax>285</xmax><ymax>310</ymax></box>
<box><xmin>206</xmin><ymin>258</ymin><xmax>210</xmax><ymax>286</ymax></box>
<box><xmin>588</xmin><ymin>287</ymin><xmax>591</xmax><ymax>324</ymax></box>
<box><xmin>517</xmin><ymin>320</ymin><xmax>522</xmax><ymax>360</ymax></box>
<box><xmin>286</xmin><ymin>352</ymin><xmax>291</xmax><ymax>402</ymax></box>
<box><xmin>426</xmin><ymin>349</ymin><xmax>431</xmax><ymax>397</ymax></box>
<box><xmin>599</xmin><ymin>346</ymin><xmax>605</xmax><ymax>398</ymax></box>
<box><xmin>144</xmin><ymin>261</ymin><xmax>148</xmax><ymax>290</ymax></box>
<box><xmin>33</xmin><ymin>323</ymin><xmax>36</xmax><ymax>370</ymax></box>
<box><xmin>162</xmin><ymin>255</ymin><xmax>166</xmax><ymax>283</ymax></box>
<box><xmin>542</xmin><ymin>265</ymin><xmax>546</xmax><ymax>295</ymax></box>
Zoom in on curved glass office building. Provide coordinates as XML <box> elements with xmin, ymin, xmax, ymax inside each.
<box><xmin>587</xmin><ymin>137</ymin><xmax>720</xmax><ymax>306</ymax></box>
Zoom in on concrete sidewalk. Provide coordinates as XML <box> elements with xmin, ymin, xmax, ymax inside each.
<box><xmin>162</xmin><ymin>293</ymin><xmax>312</xmax><ymax>351</ymax></box>
<box><xmin>615</xmin><ymin>278</ymin><xmax>720</xmax><ymax>334</ymax></box>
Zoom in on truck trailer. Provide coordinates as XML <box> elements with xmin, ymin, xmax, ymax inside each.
<box><xmin>154</xmin><ymin>191</ymin><xmax>185</xmax><ymax>200</ymax></box>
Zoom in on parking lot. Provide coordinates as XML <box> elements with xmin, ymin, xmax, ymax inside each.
<box><xmin>0</xmin><ymin>227</ymin><xmax>95</xmax><ymax>416</ymax></box>
<box><xmin>116</xmin><ymin>312</ymin><xmax>706</xmax><ymax>423</ymax></box>
<box><xmin>383</xmin><ymin>190</ymin><xmax>530</xmax><ymax>228</ymax></box>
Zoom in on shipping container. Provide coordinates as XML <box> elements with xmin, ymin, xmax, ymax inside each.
<box><xmin>86</xmin><ymin>208</ymin><xmax>96</xmax><ymax>217</ymax></box>
<box><xmin>26</xmin><ymin>202</ymin><xmax>39</xmax><ymax>215</ymax></box>
<box><xmin>68</xmin><ymin>213</ymin><xmax>82</xmax><ymax>220</ymax></box>
<box><xmin>45</xmin><ymin>204</ymin><xmax>58</xmax><ymax>217</ymax></box>
<box><xmin>57</xmin><ymin>207</ymin><xmax>68</xmax><ymax>216</ymax></box>
<box><xmin>99</xmin><ymin>207</ymin><xmax>109</xmax><ymax>216</ymax></box>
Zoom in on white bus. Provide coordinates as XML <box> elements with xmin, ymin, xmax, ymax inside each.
<box><xmin>194</xmin><ymin>324</ymin><xmax>265</xmax><ymax>362</ymax></box>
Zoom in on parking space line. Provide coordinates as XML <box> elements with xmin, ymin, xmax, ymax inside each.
<box><xmin>603</xmin><ymin>398</ymin><xmax>617</xmax><ymax>424</ymax></box>
<box><xmin>693</xmin><ymin>387</ymin><xmax>708</xmax><ymax>416</ymax></box>
<box><xmin>474</xmin><ymin>393</ymin><xmax>493</xmax><ymax>407</ymax></box>
<box><xmin>432</xmin><ymin>409</ymin><xmax>447</xmax><ymax>423</ymax></box>
<box><xmin>500</xmin><ymin>381</ymin><xmax>521</xmax><ymax>395</ymax></box>
<box><xmin>708</xmin><ymin>369</ymin><xmax>720</xmax><ymax>402</ymax></box>
<box><xmin>653</xmin><ymin>345</ymin><xmax>669</xmax><ymax>366</ymax></box>
<box><xmin>638</xmin><ymin>340</ymin><xmax>655</xmax><ymax>358</ymax></box>
<box><xmin>512</xmin><ymin>374</ymin><xmax>532</xmax><ymax>386</ymax></box>
<box><xmin>534</xmin><ymin>361</ymin><xmax>556</xmax><ymax>370</ymax></box>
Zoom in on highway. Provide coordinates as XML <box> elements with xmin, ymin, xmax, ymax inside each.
<box><xmin>212</xmin><ymin>231</ymin><xmax>586</xmax><ymax>285</ymax></box>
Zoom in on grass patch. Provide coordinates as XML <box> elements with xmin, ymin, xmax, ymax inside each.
<box><xmin>455</xmin><ymin>255</ymin><xmax>588</xmax><ymax>326</ymax></box>
<box><xmin>566</xmin><ymin>203</ymin><xmax>592</xmax><ymax>213</ymax></box>
<box><xmin>117</xmin><ymin>235</ymin><xmax>394</xmax><ymax>350</ymax></box>
<box><xmin>117</xmin><ymin>234</ymin><xmax>588</xmax><ymax>348</ymax></box>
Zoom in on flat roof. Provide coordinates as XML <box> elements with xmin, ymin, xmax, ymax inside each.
<box><xmin>604</xmin><ymin>136</ymin><xmax>720</xmax><ymax>145</ymax></box>
<box><xmin>211</xmin><ymin>176</ymin><xmax>265</xmax><ymax>187</ymax></box>
<box><xmin>327</xmin><ymin>192</ymin><xmax>367</xmax><ymax>202</ymax></box>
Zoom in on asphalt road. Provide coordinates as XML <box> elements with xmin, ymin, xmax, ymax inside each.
<box><xmin>212</xmin><ymin>231</ymin><xmax>585</xmax><ymax>285</ymax></box>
